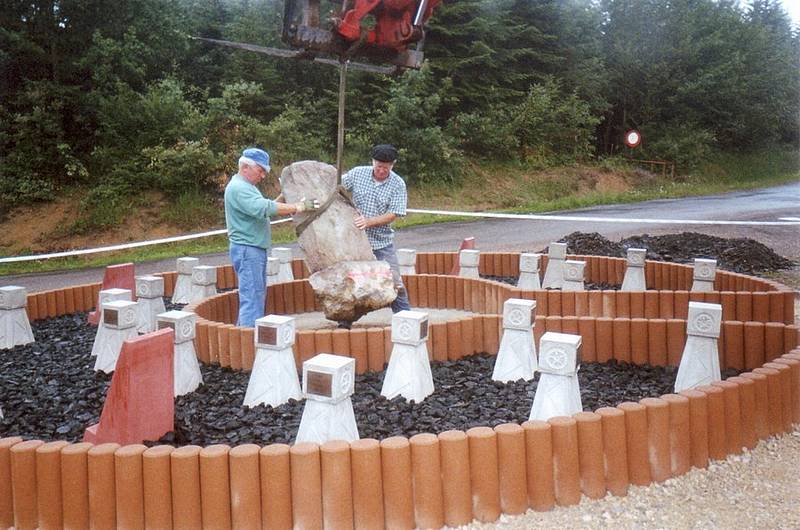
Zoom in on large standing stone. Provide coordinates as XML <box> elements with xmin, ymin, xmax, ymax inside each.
<box><xmin>280</xmin><ymin>161</ymin><xmax>397</xmax><ymax>321</ymax></box>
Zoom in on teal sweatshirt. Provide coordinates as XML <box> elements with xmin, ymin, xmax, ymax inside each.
<box><xmin>223</xmin><ymin>173</ymin><xmax>279</xmax><ymax>249</ymax></box>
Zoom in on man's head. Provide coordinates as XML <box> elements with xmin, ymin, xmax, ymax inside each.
<box><xmin>239</xmin><ymin>147</ymin><xmax>271</xmax><ymax>184</ymax></box>
<box><xmin>370</xmin><ymin>144</ymin><xmax>398</xmax><ymax>182</ymax></box>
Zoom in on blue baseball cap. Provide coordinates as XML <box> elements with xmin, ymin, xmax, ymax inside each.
<box><xmin>242</xmin><ymin>147</ymin><xmax>271</xmax><ymax>173</ymax></box>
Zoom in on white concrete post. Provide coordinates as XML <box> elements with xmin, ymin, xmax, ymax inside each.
<box><xmin>295</xmin><ymin>354</ymin><xmax>359</xmax><ymax>444</ymax></box>
<box><xmin>493</xmin><ymin>299</ymin><xmax>537</xmax><ymax>383</ymax></box>
<box><xmin>459</xmin><ymin>249</ymin><xmax>480</xmax><ymax>279</ymax></box>
<box><xmin>189</xmin><ymin>266</ymin><xmax>217</xmax><ymax>303</ymax></box>
<box><xmin>243</xmin><ymin>314</ymin><xmax>302</xmax><ymax>408</ymax></box>
<box><xmin>621</xmin><ymin>248</ymin><xmax>647</xmax><ymax>292</ymax></box>
<box><xmin>272</xmin><ymin>247</ymin><xmax>295</xmax><ymax>282</ymax></box>
<box><xmin>157</xmin><ymin>310</ymin><xmax>203</xmax><ymax>396</ymax></box>
<box><xmin>172</xmin><ymin>257</ymin><xmax>199</xmax><ymax>304</ymax></box>
<box><xmin>0</xmin><ymin>286</ymin><xmax>34</xmax><ymax>349</ymax></box>
<box><xmin>136</xmin><ymin>275</ymin><xmax>166</xmax><ymax>333</ymax></box>
<box><xmin>266</xmin><ymin>257</ymin><xmax>280</xmax><ymax>284</ymax></box>
<box><xmin>562</xmin><ymin>260</ymin><xmax>586</xmax><ymax>291</ymax></box>
<box><xmin>90</xmin><ymin>288</ymin><xmax>132</xmax><ymax>357</ymax></box>
<box><xmin>381</xmin><ymin>310</ymin><xmax>434</xmax><ymax>402</ymax></box>
<box><xmin>691</xmin><ymin>258</ymin><xmax>717</xmax><ymax>292</ymax></box>
<box><xmin>397</xmin><ymin>248</ymin><xmax>417</xmax><ymax>276</ymax></box>
<box><xmin>529</xmin><ymin>332</ymin><xmax>583</xmax><ymax>421</ymax></box>
<box><xmin>93</xmin><ymin>300</ymin><xmax>139</xmax><ymax>373</ymax></box>
<box><xmin>541</xmin><ymin>242</ymin><xmax>567</xmax><ymax>289</ymax></box>
<box><xmin>517</xmin><ymin>253</ymin><xmax>541</xmax><ymax>291</ymax></box>
<box><xmin>674</xmin><ymin>302</ymin><xmax>722</xmax><ymax>392</ymax></box>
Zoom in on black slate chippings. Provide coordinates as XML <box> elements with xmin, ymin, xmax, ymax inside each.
<box><xmin>0</xmin><ymin>309</ymin><xmax>739</xmax><ymax>446</ymax></box>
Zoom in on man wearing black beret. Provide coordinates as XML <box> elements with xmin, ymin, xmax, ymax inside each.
<box><xmin>341</xmin><ymin>144</ymin><xmax>411</xmax><ymax>318</ymax></box>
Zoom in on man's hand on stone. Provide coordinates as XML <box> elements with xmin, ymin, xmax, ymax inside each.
<box><xmin>354</xmin><ymin>213</ymin><xmax>368</xmax><ymax>230</ymax></box>
<box><xmin>295</xmin><ymin>197</ymin><xmax>320</xmax><ymax>213</ymax></box>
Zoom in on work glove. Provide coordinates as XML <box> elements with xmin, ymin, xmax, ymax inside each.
<box><xmin>295</xmin><ymin>197</ymin><xmax>321</xmax><ymax>213</ymax></box>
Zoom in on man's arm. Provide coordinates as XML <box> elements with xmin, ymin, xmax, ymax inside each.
<box><xmin>354</xmin><ymin>212</ymin><xmax>396</xmax><ymax>230</ymax></box>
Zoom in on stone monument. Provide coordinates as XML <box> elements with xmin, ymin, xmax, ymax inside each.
<box><xmin>381</xmin><ymin>310</ymin><xmax>434</xmax><ymax>402</ymax></box>
<box><xmin>189</xmin><ymin>265</ymin><xmax>217</xmax><ymax>303</ymax></box>
<box><xmin>93</xmin><ymin>300</ymin><xmax>139</xmax><ymax>373</ymax></box>
<box><xmin>562</xmin><ymin>260</ymin><xmax>586</xmax><ymax>291</ymax></box>
<box><xmin>541</xmin><ymin>242</ymin><xmax>567</xmax><ymax>289</ymax></box>
<box><xmin>295</xmin><ymin>353</ymin><xmax>359</xmax><ymax>444</ymax></box>
<box><xmin>135</xmin><ymin>275</ymin><xmax>166</xmax><ymax>333</ymax></box>
<box><xmin>492</xmin><ymin>299</ymin><xmax>537</xmax><ymax>383</ymax></box>
<box><xmin>620</xmin><ymin>248</ymin><xmax>647</xmax><ymax>291</ymax></box>
<box><xmin>0</xmin><ymin>286</ymin><xmax>34</xmax><ymax>349</ymax></box>
<box><xmin>172</xmin><ymin>257</ymin><xmax>198</xmax><ymax>304</ymax></box>
<box><xmin>517</xmin><ymin>253</ymin><xmax>541</xmax><ymax>291</ymax></box>
<box><xmin>243</xmin><ymin>314</ymin><xmax>302</xmax><ymax>408</ymax></box>
<box><xmin>281</xmin><ymin>161</ymin><xmax>396</xmax><ymax>321</ymax></box>
<box><xmin>674</xmin><ymin>301</ymin><xmax>722</xmax><ymax>392</ymax></box>
<box><xmin>529</xmin><ymin>332</ymin><xmax>582</xmax><ymax>421</ymax></box>
<box><xmin>691</xmin><ymin>258</ymin><xmax>717</xmax><ymax>292</ymax></box>
<box><xmin>157</xmin><ymin>310</ymin><xmax>203</xmax><ymax>396</ymax></box>
<box><xmin>458</xmin><ymin>249</ymin><xmax>480</xmax><ymax>278</ymax></box>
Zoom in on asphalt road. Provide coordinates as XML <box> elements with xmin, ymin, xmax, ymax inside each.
<box><xmin>4</xmin><ymin>182</ymin><xmax>799</xmax><ymax>294</ymax></box>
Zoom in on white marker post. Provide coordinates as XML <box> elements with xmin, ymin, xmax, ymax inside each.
<box><xmin>136</xmin><ymin>275</ymin><xmax>166</xmax><ymax>333</ymax></box>
<box><xmin>189</xmin><ymin>265</ymin><xmax>217</xmax><ymax>303</ymax></box>
<box><xmin>157</xmin><ymin>310</ymin><xmax>203</xmax><ymax>396</ymax></box>
<box><xmin>529</xmin><ymin>332</ymin><xmax>583</xmax><ymax>421</ymax></box>
<box><xmin>621</xmin><ymin>248</ymin><xmax>647</xmax><ymax>291</ymax></box>
<box><xmin>562</xmin><ymin>260</ymin><xmax>586</xmax><ymax>292</ymax></box>
<box><xmin>273</xmin><ymin>247</ymin><xmax>295</xmax><ymax>282</ymax></box>
<box><xmin>90</xmin><ymin>288</ymin><xmax>132</xmax><ymax>357</ymax></box>
<box><xmin>493</xmin><ymin>299</ymin><xmax>537</xmax><ymax>383</ymax></box>
<box><xmin>93</xmin><ymin>300</ymin><xmax>139</xmax><ymax>373</ymax></box>
<box><xmin>295</xmin><ymin>354</ymin><xmax>359</xmax><ymax>444</ymax></box>
<box><xmin>397</xmin><ymin>248</ymin><xmax>417</xmax><ymax>276</ymax></box>
<box><xmin>674</xmin><ymin>302</ymin><xmax>722</xmax><ymax>392</ymax></box>
<box><xmin>0</xmin><ymin>286</ymin><xmax>34</xmax><ymax>349</ymax></box>
<box><xmin>691</xmin><ymin>258</ymin><xmax>717</xmax><ymax>292</ymax></box>
<box><xmin>541</xmin><ymin>242</ymin><xmax>567</xmax><ymax>289</ymax></box>
<box><xmin>381</xmin><ymin>310</ymin><xmax>434</xmax><ymax>402</ymax></box>
<box><xmin>172</xmin><ymin>257</ymin><xmax>199</xmax><ymax>304</ymax></box>
<box><xmin>459</xmin><ymin>249</ymin><xmax>480</xmax><ymax>279</ymax></box>
<box><xmin>266</xmin><ymin>257</ymin><xmax>280</xmax><ymax>284</ymax></box>
<box><xmin>243</xmin><ymin>315</ymin><xmax>302</xmax><ymax>408</ymax></box>
<box><xmin>517</xmin><ymin>253</ymin><xmax>541</xmax><ymax>291</ymax></box>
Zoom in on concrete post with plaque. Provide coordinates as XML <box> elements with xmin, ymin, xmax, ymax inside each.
<box><xmin>674</xmin><ymin>301</ymin><xmax>722</xmax><ymax>392</ymax></box>
<box><xmin>0</xmin><ymin>286</ymin><xmax>35</xmax><ymax>349</ymax></box>
<box><xmin>189</xmin><ymin>265</ymin><xmax>217</xmax><ymax>303</ymax></box>
<box><xmin>266</xmin><ymin>256</ymin><xmax>280</xmax><ymax>284</ymax></box>
<box><xmin>93</xmin><ymin>300</ymin><xmax>139</xmax><ymax>373</ymax></box>
<box><xmin>458</xmin><ymin>249</ymin><xmax>480</xmax><ymax>279</ymax></box>
<box><xmin>492</xmin><ymin>299</ymin><xmax>537</xmax><ymax>383</ymax></box>
<box><xmin>562</xmin><ymin>260</ymin><xmax>586</xmax><ymax>292</ymax></box>
<box><xmin>243</xmin><ymin>315</ymin><xmax>302</xmax><ymax>408</ymax></box>
<box><xmin>136</xmin><ymin>275</ymin><xmax>166</xmax><ymax>333</ymax></box>
<box><xmin>90</xmin><ymin>288</ymin><xmax>132</xmax><ymax>357</ymax></box>
<box><xmin>529</xmin><ymin>332</ymin><xmax>583</xmax><ymax>421</ymax></box>
<box><xmin>381</xmin><ymin>310</ymin><xmax>434</xmax><ymax>402</ymax></box>
<box><xmin>397</xmin><ymin>248</ymin><xmax>417</xmax><ymax>276</ymax></box>
<box><xmin>691</xmin><ymin>258</ymin><xmax>717</xmax><ymax>292</ymax></box>
<box><xmin>517</xmin><ymin>253</ymin><xmax>541</xmax><ymax>291</ymax></box>
<box><xmin>541</xmin><ymin>242</ymin><xmax>567</xmax><ymax>289</ymax></box>
<box><xmin>172</xmin><ymin>257</ymin><xmax>199</xmax><ymax>304</ymax></box>
<box><xmin>273</xmin><ymin>247</ymin><xmax>295</xmax><ymax>283</ymax></box>
<box><xmin>621</xmin><ymin>248</ymin><xmax>647</xmax><ymax>291</ymax></box>
<box><xmin>157</xmin><ymin>310</ymin><xmax>203</xmax><ymax>396</ymax></box>
<box><xmin>295</xmin><ymin>353</ymin><xmax>359</xmax><ymax>444</ymax></box>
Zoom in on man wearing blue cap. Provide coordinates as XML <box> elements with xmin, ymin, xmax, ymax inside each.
<box><xmin>342</xmin><ymin>144</ymin><xmax>411</xmax><ymax>317</ymax></box>
<box><xmin>224</xmin><ymin>147</ymin><xmax>319</xmax><ymax>327</ymax></box>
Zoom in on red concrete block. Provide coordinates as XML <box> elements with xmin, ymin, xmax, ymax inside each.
<box><xmin>467</xmin><ymin>427</ymin><xmax>501</xmax><ymax>522</ymax></box>
<box><xmin>115</xmin><ymin>444</ymin><xmax>147</xmax><ymax>530</ymax></box>
<box><xmin>460</xmin><ymin>317</ymin><xmax>475</xmax><ymax>358</ymax></box>
<box><xmin>659</xmin><ymin>291</ymin><xmax>674</xmax><ymax>319</ymax></box>
<box><xmin>562</xmin><ymin>289</ymin><xmax>577</xmax><ymax>316</ymax></box>
<box><xmin>711</xmin><ymin>381</ymin><xmax>743</xmax><ymax>455</ymax></box>
<box><xmin>595</xmin><ymin>317</ymin><xmax>613</xmax><ymax>363</ymax></box>
<box><xmin>548</xmin><ymin>417</ymin><xmax>581</xmax><ymax>506</ymax></box>
<box><xmin>578</xmin><ymin>317</ymin><xmax>596</xmax><ymax>363</ymax></box>
<box><xmin>629</xmin><ymin>291</ymin><xmax>645</xmax><ymax>318</ymax></box>
<box><xmin>241</xmin><ymin>328</ymin><xmax>256</xmax><ymax>371</ymax></box>
<box><xmin>228</xmin><ymin>327</ymin><xmax>243</xmax><ymax>370</ymax></box>
<box><xmin>522</xmin><ymin>421</ymin><xmax>555</xmax><ymax>511</ymax></box>
<box><xmin>229</xmin><ymin>444</ymin><xmax>262</xmax><ymax>530</ymax></box>
<box><xmin>561</xmin><ymin>316</ymin><xmax>579</xmax><ymax>336</ymax></box>
<box><xmin>666</xmin><ymin>319</ymin><xmax>685</xmax><ymax>366</ymax></box>
<box><xmin>594</xmin><ymin>408</ymin><xmax>628</xmax><ymax>497</ymax></box>
<box><xmin>290</xmin><ymin>443</ymin><xmax>323</xmax><ymax>530</ymax></box>
<box><xmin>544</xmin><ymin>315</ymin><xmax>562</xmax><ymax>334</ymax></box>
<box><xmin>678</xmin><ymin>390</ymin><xmax>709</xmax><ymax>469</ymax></box>
<box><xmin>630</xmin><ymin>318</ymin><xmax>648</xmax><ymax>366</ymax></box>
<box><xmin>493</xmin><ymin>424</ymin><xmax>527</xmax><ymax>515</ymax></box>
<box><xmin>725</xmin><ymin>376</ymin><xmax>757</xmax><ymax>450</ymax></box>
<box><xmin>735</xmin><ymin>293</ymin><xmax>753</xmax><ymax>322</ymax></box>
<box><xmin>722</xmin><ymin>322</ymin><xmax>744</xmax><ymax>371</ymax></box>
<box><xmin>764</xmin><ymin>323</ymin><xmax>785</xmax><ymax>362</ymax></box>
<box><xmin>616</xmin><ymin>291</ymin><xmax>630</xmax><ymax>318</ymax></box>
<box><xmin>171</xmin><ymin>446</ymin><xmax>203</xmax><ymax>530</ymax></box>
<box><xmin>740</xmin><ymin>372</ymin><xmax>770</xmax><ymax>441</ymax></box>
<box><xmin>774</xmin><ymin>357</ymin><xmax>800</xmax><ymax>425</ymax></box>
<box><xmin>483</xmin><ymin>316</ymin><xmax>501</xmax><ymax>356</ymax></box>
<box><xmin>380</xmin><ymin>437</ymin><xmax>414</xmax><ymax>530</ymax></box>
<box><xmin>35</xmin><ymin>441</ymin><xmax>68</xmax><ymax>530</ymax></box>
<box><xmin>348</xmin><ymin>329</ymin><xmax>368</xmax><ymax>374</ymax></box>
<box><xmin>0</xmin><ymin>437</ymin><xmax>23</xmax><ymax>529</ymax></box>
<box><xmin>410</xmin><ymin>434</ymin><xmax>445</xmax><ymax>529</ymax></box>
<box><xmin>142</xmin><ymin>445</ymin><xmax>174</xmax><ymax>530</ymax></box>
<box><xmin>314</xmin><ymin>329</ymin><xmax>333</xmax><ymax>356</ymax></box>
<box><xmin>574</xmin><ymin>412</ymin><xmax>605</xmax><ymax>500</ymax></box>
<box><xmin>88</xmin><ymin>263</ymin><xmax>136</xmax><ymax>325</ymax></box>
<box><xmin>601</xmin><ymin>290</ymin><xmax>616</xmax><ymax>318</ymax></box>
<box><xmin>438</xmin><ymin>431</ymin><xmax>472</xmax><ymax>526</ymax></box>
<box><xmin>588</xmin><ymin>290</ymin><xmax>603</xmax><ymax>317</ymax></box>
<box><xmin>696</xmin><ymin>385</ymin><xmax>727</xmax><ymax>461</ymax></box>
<box><xmin>612</xmin><ymin>318</ymin><xmax>632</xmax><ymax>363</ymax></box>
<box><xmin>618</xmin><ymin>402</ymin><xmax>650</xmax><ymax>486</ymax></box>
<box><xmin>640</xmin><ymin>398</ymin><xmax>671</xmax><ymax>482</ymax></box>
<box><xmin>200</xmin><ymin>445</ymin><xmax>232</xmax><ymax>530</ymax></box>
<box><xmin>260</xmin><ymin>444</ymin><xmax>293</xmax><ymax>530</ymax></box>
<box><xmin>350</xmin><ymin>439</ymin><xmax>383</xmax><ymax>530</ymax></box>
<box><xmin>366</xmin><ymin>328</ymin><xmax>385</xmax><ymax>372</ymax></box>
<box><xmin>755</xmin><ymin>366</ymin><xmax>787</xmax><ymax>435</ymax></box>
<box><xmin>644</xmin><ymin>291</ymin><xmax>660</xmax><ymax>318</ymax></box>
<box><xmin>84</xmin><ymin>329</ymin><xmax>175</xmax><ymax>445</ymax></box>
<box><xmin>320</xmin><ymin>441</ymin><xmax>354</xmax><ymax>530</ymax></box>
<box><xmin>660</xmin><ymin>394</ymin><xmax>691</xmax><ymax>477</ymax></box>
<box><xmin>60</xmin><ymin>442</ymin><xmax>92</xmax><ymax>530</ymax></box>
<box><xmin>88</xmin><ymin>443</ymin><xmax>120</xmax><ymax>530</ymax></box>
<box><xmin>743</xmin><ymin>322</ymin><xmax>766</xmax><ymax>370</ymax></box>
<box><xmin>673</xmin><ymin>291</ymin><xmax>690</xmax><ymax>319</ymax></box>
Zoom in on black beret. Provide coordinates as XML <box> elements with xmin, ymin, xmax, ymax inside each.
<box><xmin>371</xmin><ymin>144</ymin><xmax>398</xmax><ymax>162</ymax></box>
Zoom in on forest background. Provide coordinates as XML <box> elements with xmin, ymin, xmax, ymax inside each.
<box><xmin>1</xmin><ymin>0</ymin><xmax>798</xmax><ymax>245</ymax></box>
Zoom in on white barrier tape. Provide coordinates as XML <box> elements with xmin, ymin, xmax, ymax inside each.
<box><xmin>0</xmin><ymin>219</ymin><xmax>291</xmax><ymax>264</ymax></box>
<box><xmin>2</xmin><ymin>208</ymin><xmax>798</xmax><ymax>264</ymax></box>
<box><xmin>406</xmin><ymin>208</ymin><xmax>800</xmax><ymax>227</ymax></box>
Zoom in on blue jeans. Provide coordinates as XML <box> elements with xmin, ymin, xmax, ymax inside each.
<box><xmin>230</xmin><ymin>243</ymin><xmax>267</xmax><ymax>327</ymax></box>
<box><xmin>374</xmin><ymin>243</ymin><xmax>411</xmax><ymax>313</ymax></box>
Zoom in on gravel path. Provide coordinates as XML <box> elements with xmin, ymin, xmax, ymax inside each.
<box><xmin>461</xmin><ymin>429</ymin><xmax>800</xmax><ymax>530</ymax></box>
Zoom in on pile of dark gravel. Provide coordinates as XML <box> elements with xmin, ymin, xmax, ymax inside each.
<box><xmin>2</xmin><ymin>311</ymin><xmax>739</xmax><ymax>446</ymax></box>
<box><xmin>539</xmin><ymin>232</ymin><xmax>795</xmax><ymax>274</ymax></box>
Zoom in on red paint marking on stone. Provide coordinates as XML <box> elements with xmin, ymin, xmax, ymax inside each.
<box><xmin>88</xmin><ymin>263</ymin><xmax>136</xmax><ymax>325</ymax></box>
<box><xmin>84</xmin><ymin>329</ymin><xmax>174</xmax><ymax>445</ymax></box>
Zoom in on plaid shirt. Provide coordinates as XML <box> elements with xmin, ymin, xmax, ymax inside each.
<box><xmin>342</xmin><ymin>165</ymin><xmax>407</xmax><ymax>250</ymax></box>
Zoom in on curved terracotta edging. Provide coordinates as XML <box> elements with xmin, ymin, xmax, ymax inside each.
<box><xmin>4</xmin><ymin>253</ymin><xmax>799</xmax><ymax>529</ymax></box>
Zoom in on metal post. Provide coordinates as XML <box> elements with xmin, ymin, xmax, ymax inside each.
<box><xmin>337</xmin><ymin>60</ymin><xmax>348</xmax><ymax>182</ymax></box>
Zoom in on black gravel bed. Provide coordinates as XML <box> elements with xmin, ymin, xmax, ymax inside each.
<box><xmin>1</xmin><ymin>312</ymin><xmax>738</xmax><ymax>446</ymax></box>
<box><xmin>536</xmin><ymin>232</ymin><xmax>794</xmax><ymax>275</ymax></box>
